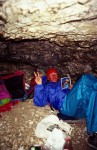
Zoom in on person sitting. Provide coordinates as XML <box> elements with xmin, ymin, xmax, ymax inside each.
<box><xmin>34</xmin><ymin>67</ymin><xmax>97</xmax><ymax>150</ymax></box>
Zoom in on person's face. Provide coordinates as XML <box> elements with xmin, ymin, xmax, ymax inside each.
<box><xmin>48</xmin><ymin>72</ymin><xmax>58</xmax><ymax>82</ymax></box>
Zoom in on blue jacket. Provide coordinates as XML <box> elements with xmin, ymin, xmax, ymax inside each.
<box><xmin>34</xmin><ymin>80</ymin><xmax>70</xmax><ymax>110</ymax></box>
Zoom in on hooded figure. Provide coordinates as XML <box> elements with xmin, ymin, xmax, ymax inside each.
<box><xmin>34</xmin><ymin>68</ymin><xmax>70</xmax><ymax>110</ymax></box>
<box><xmin>46</xmin><ymin>68</ymin><xmax>58</xmax><ymax>82</ymax></box>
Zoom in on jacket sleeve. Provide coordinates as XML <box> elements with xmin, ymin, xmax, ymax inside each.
<box><xmin>33</xmin><ymin>84</ymin><xmax>48</xmax><ymax>107</ymax></box>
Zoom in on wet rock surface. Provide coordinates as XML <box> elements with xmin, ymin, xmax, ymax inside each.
<box><xmin>0</xmin><ymin>99</ymin><xmax>91</xmax><ymax>150</ymax></box>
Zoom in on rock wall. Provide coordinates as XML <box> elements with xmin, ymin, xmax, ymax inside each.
<box><xmin>0</xmin><ymin>39</ymin><xmax>97</xmax><ymax>82</ymax></box>
<box><xmin>0</xmin><ymin>0</ymin><xmax>97</xmax><ymax>82</ymax></box>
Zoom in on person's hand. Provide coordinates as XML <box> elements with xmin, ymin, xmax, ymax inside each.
<box><xmin>69</xmin><ymin>84</ymin><xmax>73</xmax><ymax>89</ymax></box>
<box><xmin>34</xmin><ymin>71</ymin><xmax>42</xmax><ymax>85</ymax></box>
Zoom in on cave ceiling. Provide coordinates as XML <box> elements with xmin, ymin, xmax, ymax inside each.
<box><xmin>0</xmin><ymin>0</ymin><xmax>97</xmax><ymax>80</ymax></box>
<box><xmin>0</xmin><ymin>0</ymin><xmax>97</xmax><ymax>44</ymax></box>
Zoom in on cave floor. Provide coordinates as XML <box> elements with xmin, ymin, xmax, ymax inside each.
<box><xmin>0</xmin><ymin>99</ymin><xmax>93</xmax><ymax>150</ymax></box>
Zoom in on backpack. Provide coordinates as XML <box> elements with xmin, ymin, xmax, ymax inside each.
<box><xmin>1</xmin><ymin>71</ymin><xmax>25</xmax><ymax>99</ymax></box>
<box><xmin>0</xmin><ymin>80</ymin><xmax>12</xmax><ymax>113</ymax></box>
<box><xmin>0</xmin><ymin>80</ymin><xmax>11</xmax><ymax>101</ymax></box>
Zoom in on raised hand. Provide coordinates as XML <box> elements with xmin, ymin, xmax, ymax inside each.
<box><xmin>69</xmin><ymin>84</ymin><xmax>73</xmax><ymax>89</ymax></box>
<box><xmin>34</xmin><ymin>71</ymin><xmax>42</xmax><ymax>85</ymax></box>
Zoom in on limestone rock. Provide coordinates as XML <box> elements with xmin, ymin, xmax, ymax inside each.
<box><xmin>1</xmin><ymin>0</ymin><xmax>97</xmax><ymax>43</ymax></box>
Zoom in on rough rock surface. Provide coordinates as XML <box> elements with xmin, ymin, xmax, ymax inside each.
<box><xmin>0</xmin><ymin>99</ymin><xmax>91</xmax><ymax>150</ymax></box>
<box><xmin>1</xmin><ymin>0</ymin><xmax>97</xmax><ymax>81</ymax></box>
<box><xmin>1</xmin><ymin>0</ymin><xmax>97</xmax><ymax>43</ymax></box>
<box><xmin>0</xmin><ymin>40</ymin><xmax>97</xmax><ymax>83</ymax></box>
